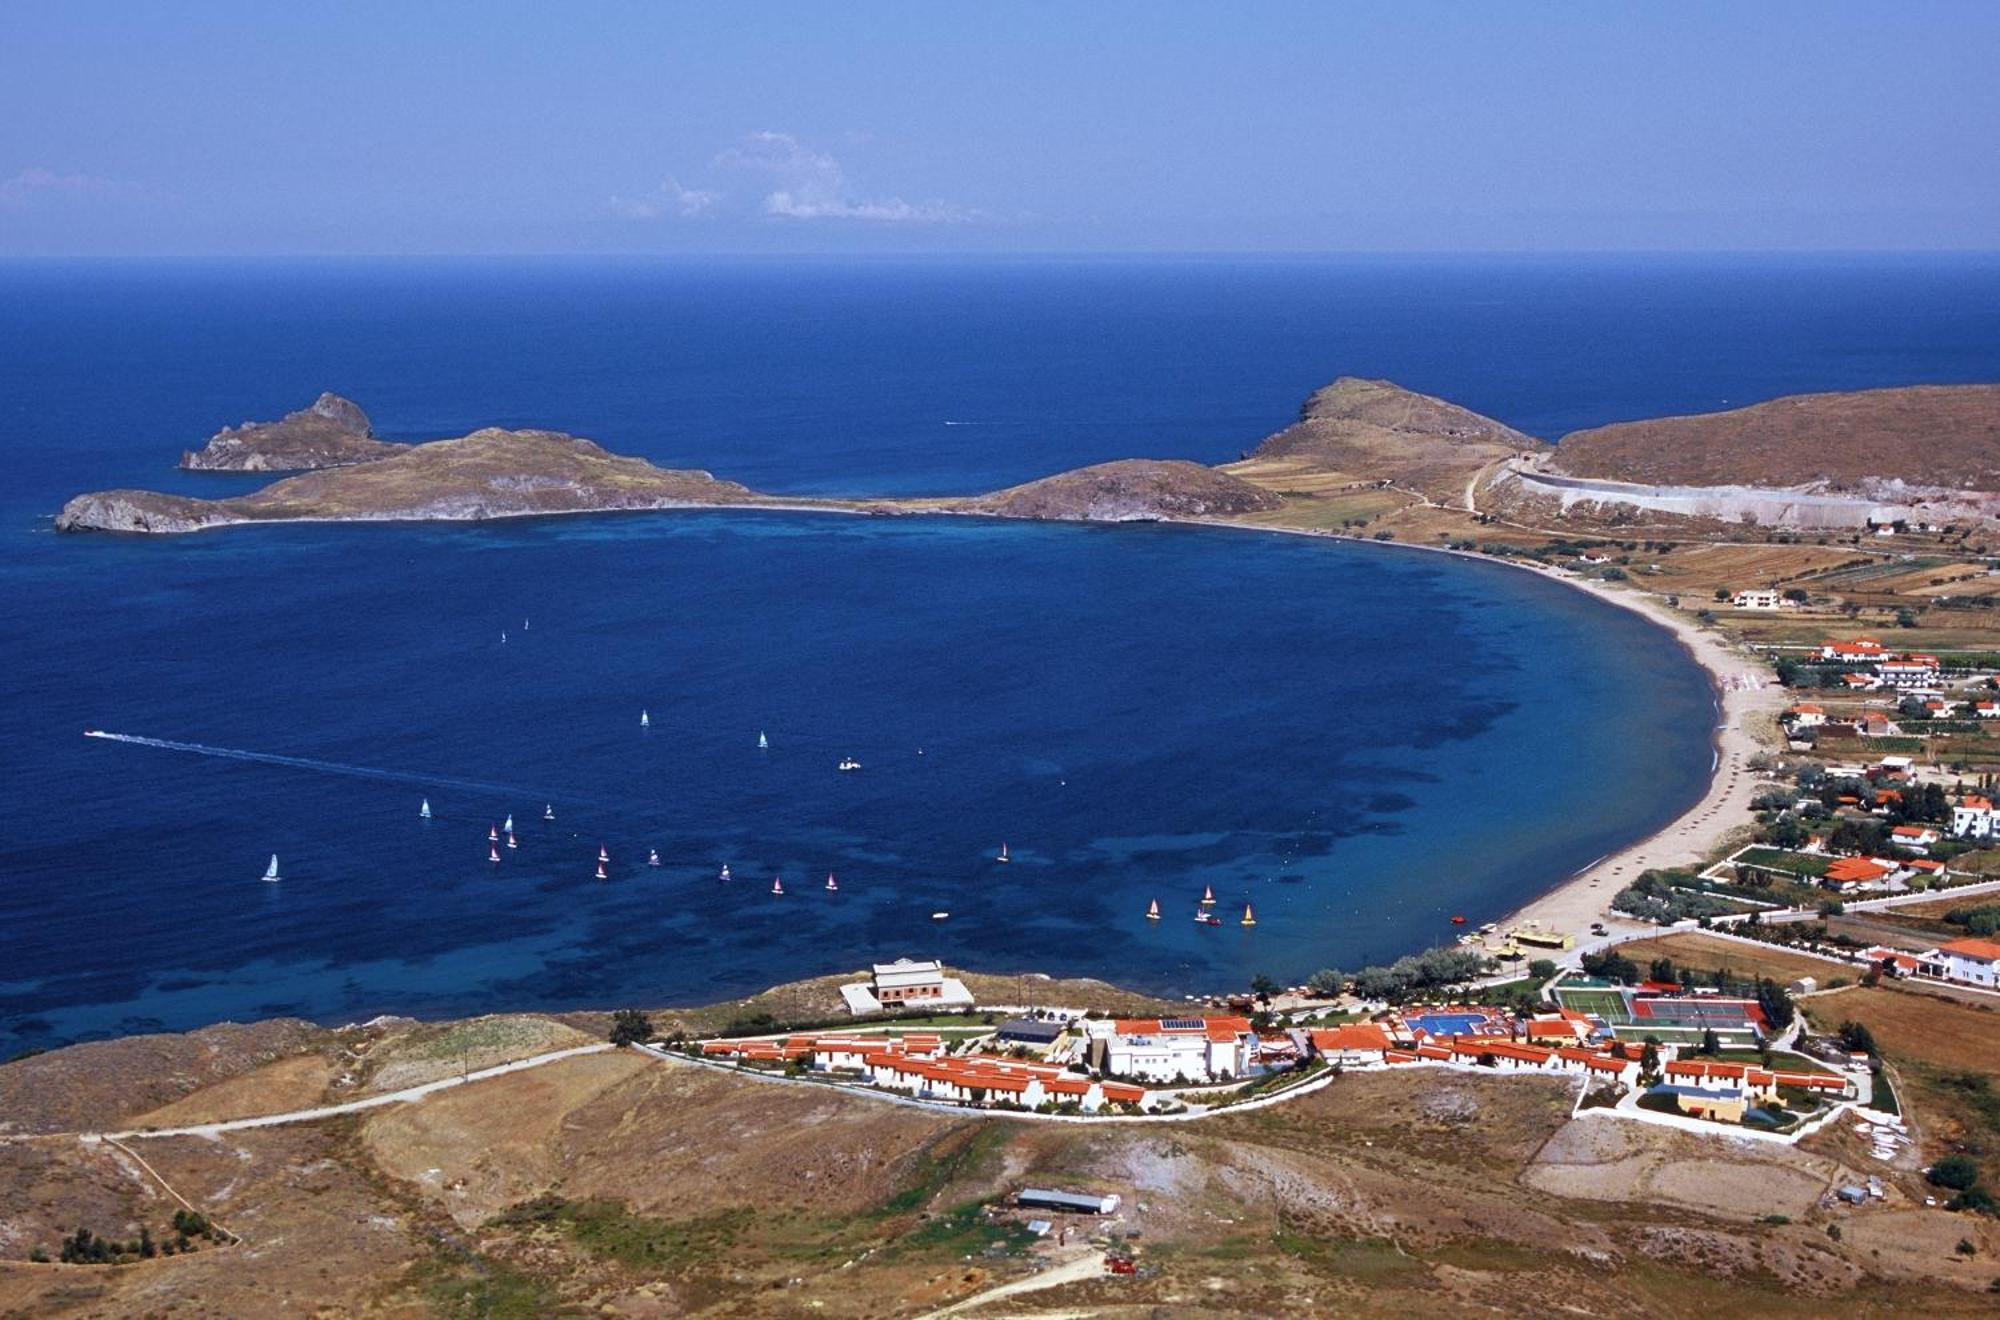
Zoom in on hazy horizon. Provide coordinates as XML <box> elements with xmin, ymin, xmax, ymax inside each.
<box><xmin>4</xmin><ymin>2</ymin><xmax>1997</xmax><ymax>258</ymax></box>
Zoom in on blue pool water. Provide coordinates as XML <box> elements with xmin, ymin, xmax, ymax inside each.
<box><xmin>2</xmin><ymin>254</ymin><xmax>1996</xmax><ymax>1053</ymax></box>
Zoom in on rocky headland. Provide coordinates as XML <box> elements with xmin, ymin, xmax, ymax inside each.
<box><xmin>949</xmin><ymin>458</ymin><xmax>1281</xmax><ymax>521</ymax></box>
<box><xmin>180</xmin><ymin>392</ymin><xmax>411</xmax><ymax>471</ymax></box>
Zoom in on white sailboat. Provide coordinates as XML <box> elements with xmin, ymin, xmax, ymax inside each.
<box><xmin>995</xmin><ymin>842</ymin><xmax>1010</xmax><ymax>864</ymax></box>
<box><xmin>771</xmin><ymin>875</ymin><xmax>785</xmax><ymax>896</ymax></box>
<box><xmin>262</xmin><ymin>854</ymin><xmax>280</xmax><ymax>883</ymax></box>
<box><xmin>641</xmin><ymin>710</ymin><xmax>650</xmax><ymax>729</ymax></box>
<box><xmin>757</xmin><ymin>730</ymin><xmax>769</xmax><ymax>750</ymax></box>
<box><xmin>543</xmin><ymin>804</ymin><xmax>555</xmax><ymax>821</ymax></box>
<box><xmin>649</xmin><ymin>848</ymin><xmax>660</xmax><ymax>867</ymax></box>
<box><xmin>825</xmin><ymin>872</ymin><xmax>839</xmax><ymax>892</ymax></box>
<box><xmin>506</xmin><ymin>831</ymin><xmax>518</xmax><ymax>850</ymax></box>
<box><xmin>419</xmin><ymin>798</ymin><xmax>431</xmax><ymax>819</ymax></box>
<box><xmin>719</xmin><ymin>863</ymin><xmax>732</xmax><ymax>882</ymax></box>
<box><xmin>503</xmin><ymin>813</ymin><xmax>514</xmax><ymax>833</ymax></box>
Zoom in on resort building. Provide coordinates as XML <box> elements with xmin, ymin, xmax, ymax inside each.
<box><xmin>1731</xmin><ymin>589</ymin><xmax>1780</xmax><ymax>610</ymax></box>
<box><xmin>1877</xmin><ymin>654</ymin><xmax>1941</xmax><ymax>688</ymax></box>
<box><xmin>838</xmin><ymin>957</ymin><xmax>975</xmax><ymax>1014</ymax></box>
<box><xmin>1822</xmin><ymin>856</ymin><xmax>1897</xmax><ymax>890</ymax></box>
<box><xmin>1306</xmin><ymin>1021</ymin><xmax>1399</xmax><ymax>1064</ymax></box>
<box><xmin>1820</xmin><ymin>637</ymin><xmax>1885</xmax><ymax>660</ymax></box>
<box><xmin>1915</xmin><ymin>938</ymin><xmax>2000</xmax><ymax>989</ymax></box>
<box><xmin>1087</xmin><ymin>1016</ymin><xmax>1255</xmax><ymax>1083</ymax></box>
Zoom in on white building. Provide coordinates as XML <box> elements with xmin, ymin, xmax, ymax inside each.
<box><xmin>838</xmin><ymin>957</ymin><xmax>975</xmax><ymax>1015</ymax></box>
<box><xmin>1732</xmin><ymin>589</ymin><xmax>1781</xmax><ymax>610</ymax></box>
<box><xmin>1088</xmin><ymin>1016</ymin><xmax>1254</xmax><ymax>1083</ymax></box>
<box><xmin>1951</xmin><ymin>795</ymin><xmax>1996</xmax><ymax>839</ymax></box>
<box><xmin>1916</xmin><ymin>938</ymin><xmax>2000</xmax><ymax>989</ymax></box>
<box><xmin>1878</xmin><ymin>655</ymin><xmax>1941</xmax><ymax>689</ymax></box>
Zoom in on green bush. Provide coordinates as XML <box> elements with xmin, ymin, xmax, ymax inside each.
<box><xmin>1929</xmin><ymin>1154</ymin><xmax>1981</xmax><ymax>1191</ymax></box>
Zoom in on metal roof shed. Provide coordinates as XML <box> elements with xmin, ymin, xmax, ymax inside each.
<box><xmin>1017</xmin><ymin>1188</ymin><xmax>1121</xmax><ymax>1215</ymax></box>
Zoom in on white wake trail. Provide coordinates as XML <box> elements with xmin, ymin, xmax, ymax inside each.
<box><xmin>83</xmin><ymin>730</ymin><xmax>550</xmax><ymax>799</ymax></box>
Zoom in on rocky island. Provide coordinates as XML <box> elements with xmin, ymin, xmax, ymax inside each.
<box><xmin>179</xmin><ymin>392</ymin><xmax>411</xmax><ymax>472</ymax></box>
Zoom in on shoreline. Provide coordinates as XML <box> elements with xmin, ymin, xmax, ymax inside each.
<box><xmin>1169</xmin><ymin>515</ymin><xmax>1782</xmax><ymax>947</ymax></box>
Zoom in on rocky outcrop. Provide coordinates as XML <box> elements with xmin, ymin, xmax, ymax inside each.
<box><xmin>1548</xmin><ymin>384</ymin><xmax>2000</xmax><ymax>493</ymax></box>
<box><xmin>180</xmin><ymin>393</ymin><xmax>412</xmax><ymax>471</ymax></box>
<box><xmin>954</xmin><ymin>459</ymin><xmax>1283</xmax><ymax>522</ymax></box>
<box><xmin>1248</xmin><ymin>377</ymin><xmax>1542</xmax><ymax>502</ymax></box>
<box><xmin>62</xmin><ymin>429</ymin><xmax>778</xmax><ymax>533</ymax></box>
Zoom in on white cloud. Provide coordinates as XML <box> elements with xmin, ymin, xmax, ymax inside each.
<box><xmin>718</xmin><ymin>131</ymin><xmax>976</xmax><ymax>224</ymax></box>
<box><xmin>608</xmin><ymin>175</ymin><xmax>721</xmax><ymax>219</ymax></box>
<box><xmin>0</xmin><ymin>167</ymin><xmax>141</xmax><ymax>209</ymax></box>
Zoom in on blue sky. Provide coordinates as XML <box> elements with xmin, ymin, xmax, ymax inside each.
<box><xmin>2</xmin><ymin>1</ymin><xmax>1995</xmax><ymax>255</ymax></box>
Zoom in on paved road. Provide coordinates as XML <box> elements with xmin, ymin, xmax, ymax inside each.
<box><xmin>87</xmin><ymin>1043</ymin><xmax>612</xmax><ymax>1142</ymax></box>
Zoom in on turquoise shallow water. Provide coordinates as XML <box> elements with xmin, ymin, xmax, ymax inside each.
<box><xmin>6</xmin><ymin>254</ymin><xmax>1995</xmax><ymax>1052</ymax></box>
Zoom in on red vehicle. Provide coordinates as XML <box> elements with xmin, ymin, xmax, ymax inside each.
<box><xmin>1106</xmin><ymin>1256</ymin><xmax>1137</xmax><ymax>1276</ymax></box>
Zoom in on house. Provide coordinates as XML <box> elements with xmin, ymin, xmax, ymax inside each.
<box><xmin>839</xmin><ymin>957</ymin><xmax>976</xmax><ymax>1014</ymax></box>
<box><xmin>1090</xmin><ymin>1016</ymin><xmax>1255</xmax><ymax>1083</ymax></box>
<box><xmin>1878</xmin><ymin>654</ymin><xmax>1940</xmax><ymax>688</ymax></box>
<box><xmin>1861</xmin><ymin>946</ymin><xmax>1924</xmax><ymax>977</ymax></box>
<box><xmin>1732</xmin><ymin>589</ymin><xmax>1780</xmax><ymax>610</ymax></box>
<box><xmin>1823</xmin><ymin>857</ymin><xmax>1895</xmax><ymax>889</ymax></box>
<box><xmin>1784</xmin><ymin>703</ymin><xmax>1827</xmax><ymax>728</ymax></box>
<box><xmin>1951</xmin><ymin>795</ymin><xmax>1996</xmax><ymax>839</ymax></box>
<box><xmin>1842</xmin><ymin>672</ymin><xmax>1881</xmax><ymax>691</ymax></box>
<box><xmin>1907</xmin><ymin>858</ymin><xmax>1949</xmax><ymax>882</ymax></box>
<box><xmin>1916</xmin><ymin>938</ymin><xmax>2000</xmax><ymax>989</ymax></box>
<box><xmin>1858</xmin><ymin>712</ymin><xmax>1898</xmax><ymax>738</ymax></box>
<box><xmin>1922</xmin><ymin>698</ymin><xmax>1956</xmax><ymax>718</ymax></box>
<box><xmin>1307</xmin><ymin>1021</ymin><xmax>1398</xmax><ymax>1064</ymax></box>
<box><xmin>1820</xmin><ymin>637</ymin><xmax>1885</xmax><ymax>660</ymax></box>
<box><xmin>1976</xmin><ymin>700</ymin><xmax>2000</xmax><ymax>719</ymax></box>
<box><xmin>1658</xmin><ymin>1083</ymin><xmax>1748</xmax><ymax>1123</ymax></box>
<box><xmin>1888</xmin><ymin>824</ymin><xmax>1940</xmax><ymax>853</ymax></box>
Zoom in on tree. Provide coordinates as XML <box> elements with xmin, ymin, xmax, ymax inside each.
<box><xmin>1928</xmin><ymin>1154</ymin><xmax>1981</xmax><ymax>1191</ymax></box>
<box><xmin>1250</xmin><ymin>973</ymin><xmax>1280</xmax><ymax>1001</ymax></box>
<box><xmin>608</xmin><ymin>1008</ymin><xmax>654</xmax><ymax>1048</ymax></box>
<box><xmin>1649</xmin><ymin>957</ymin><xmax>1678</xmax><ymax>985</ymax></box>
<box><xmin>1639</xmin><ymin>1040</ymin><xmax>1661</xmax><ymax>1078</ymax></box>
<box><xmin>1837</xmin><ymin>1020</ymin><xmax>1878</xmax><ymax>1057</ymax></box>
<box><xmin>1528</xmin><ymin>959</ymin><xmax>1557</xmax><ymax>980</ymax></box>
<box><xmin>1755</xmin><ymin>978</ymin><xmax>1795</xmax><ymax>1031</ymax></box>
<box><xmin>1700</xmin><ymin>1027</ymin><xmax>1721</xmax><ymax>1056</ymax></box>
<box><xmin>1306</xmin><ymin>967</ymin><xmax>1345</xmax><ymax>997</ymax></box>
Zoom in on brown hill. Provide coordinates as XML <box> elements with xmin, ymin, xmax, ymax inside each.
<box><xmin>1248</xmin><ymin>376</ymin><xmax>1542</xmax><ymax>501</ymax></box>
<box><xmin>954</xmin><ymin>458</ymin><xmax>1281</xmax><ymax>522</ymax></box>
<box><xmin>1550</xmin><ymin>384</ymin><xmax>2000</xmax><ymax>491</ymax></box>
<box><xmin>60</xmin><ymin>429</ymin><xmax>773</xmax><ymax>532</ymax></box>
<box><xmin>180</xmin><ymin>392</ymin><xmax>412</xmax><ymax>471</ymax></box>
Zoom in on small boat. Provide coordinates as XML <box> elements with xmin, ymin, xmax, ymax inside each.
<box><xmin>523</xmin><ymin>618</ymin><xmax>529</xmax><ymax>630</ymax></box>
<box><xmin>641</xmin><ymin>710</ymin><xmax>650</xmax><ymax>729</ymax></box>
<box><xmin>1146</xmin><ymin>899</ymin><xmax>1161</xmax><ymax>921</ymax></box>
<box><xmin>595</xmin><ymin>859</ymin><xmax>608</xmax><ymax>880</ymax></box>
<box><xmin>1450</xmin><ymin>914</ymin><xmax>1467</xmax><ymax>925</ymax></box>
<box><xmin>262</xmin><ymin>854</ymin><xmax>281</xmax><ymax>883</ymax></box>
<box><xmin>995</xmin><ymin>843</ymin><xmax>1010</xmax><ymax>864</ymax></box>
<box><xmin>825</xmin><ymin>872</ymin><xmax>839</xmax><ymax>892</ymax></box>
<box><xmin>771</xmin><ymin>876</ymin><xmax>785</xmax><ymax>896</ymax></box>
<box><xmin>648</xmin><ymin>848</ymin><xmax>660</xmax><ymax>867</ymax></box>
<box><xmin>489</xmin><ymin>825</ymin><xmax>499</xmax><ymax>843</ymax></box>
<box><xmin>1241</xmin><ymin>903</ymin><xmax>1257</xmax><ymax>928</ymax></box>
<box><xmin>420</xmin><ymin>798</ymin><xmax>432</xmax><ymax>820</ymax></box>
<box><xmin>1200</xmin><ymin>885</ymin><xmax>1216</xmax><ymax>907</ymax></box>
<box><xmin>719</xmin><ymin>863</ymin><xmax>732</xmax><ymax>882</ymax></box>
<box><xmin>543</xmin><ymin>804</ymin><xmax>555</xmax><ymax>821</ymax></box>
<box><xmin>488</xmin><ymin>844</ymin><xmax>501</xmax><ymax>864</ymax></box>
<box><xmin>932</xmin><ymin>911</ymin><xmax>950</xmax><ymax>921</ymax></box>
<box><xmin>837</xmin><ymin>757</ymin><xmax>861</xmax><ymax>772</ymax></box>
<box><xmin>503</xmin><ymin>813</ymin><xmax>514</xmax><ymax>833</ymax></box>
<box><xmin>1195</xmin><ymin>911</ymin><xmax>1222</xmax><ymax>927</ymax></box>
<box><xmin>757</xmin><ymin>731</ymin><xmax>769</xmax><ymax>750</ymax></box>
<box><xmin>506</xmin><ymin>831</ymin><xmax>518</xmax><ymax>850</ymax></box>
<box><xmin>500</xmin><ymin>631</ymin><xmax>507</xmax><ymax>644</ymax></box>
<box><xmin>598</xmin><ymin>844</ymin><xmax>610</xmax><ymax>864</ymax></box>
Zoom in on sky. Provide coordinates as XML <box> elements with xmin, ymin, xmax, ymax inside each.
<box><xmin>2</xmin><ymin>1</ymin><xmax>1996</xmax><ymax>256</ymax></box>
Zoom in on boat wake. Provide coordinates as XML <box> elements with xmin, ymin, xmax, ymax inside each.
<box><xmin>82</xmin><ymin>730</ymin><xmax>550</xmax><ymax>799</ymax></box>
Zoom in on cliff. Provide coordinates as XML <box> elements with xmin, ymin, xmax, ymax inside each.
<box><xmin>953</xmin><ymin>459</ymin><xmax>1282</xmax><ymax>522</ymax></box>
<box><xmin>1548</xmin><ymin>384</ymin><xmax>2000</xmax><ymax>493</ymax></box>
<box><xmin>180</xmin><ymin>392</ymin><xmax>412</xmax><ymax>471</ymax></box>
<box><xmin>61</xmin><ymin>429</ymin><xmax>772</xmax><ymax>532</ymax></box>
<box><xmin>1247</xmin><ymin>376</ymin><xmax>1543</xmax><ymax>501</ymax></box>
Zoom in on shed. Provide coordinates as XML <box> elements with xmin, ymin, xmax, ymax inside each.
<box><xmin>996</xmin><ymin>1018</ymin><xmax>1065</xmax><ymax>1045</ymax></box>
<box><xmin>1018</xmin><ymin>1188</ymin><xmax>1121</xmax><ymax>1215</ymax></box>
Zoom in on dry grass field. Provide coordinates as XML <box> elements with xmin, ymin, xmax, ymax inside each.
<box><xmin>1615</xmin><ymin>932</ymin><xmax>1847</xmax><ymax>986</ymax></box>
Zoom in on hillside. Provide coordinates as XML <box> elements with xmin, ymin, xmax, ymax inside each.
<box><xmin>1549</xmin><ymin>384</ymin><xmax>2000</xmax><ymax>492</ymax></box>
<box><xmin>953</xmin><ymin>458</ymin><xmax>1282</xmax><ymax>521</ymax></box>
<box><xmin>1244</xmin><ymin>376</ymin><xmax>1543</xmax><ymax>502</ymax></box>
<box><xmin>180</xmin><ymin>392</ymin><xmax>412</xmax><ymax>471</ymax></box>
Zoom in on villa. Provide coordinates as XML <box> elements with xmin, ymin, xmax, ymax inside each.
<box><xmin>1915</xmin><ymin>938</ymin><xmax>2000</xmax><ymax>990</ymax></box>
<box><xmin>1732</xmin><ymin>589</ymin><xmax>1781</xmax><ymax>610</ymax></box>
<box><xmin>1820</xmin><ymin>637</ymin><xmax>1885</xmax><ymax>660</ymax></box>
<box><xmin>1950</xmin><ymin>794</ymin><xmax>1995</xmax><ymax>839</ymax></box>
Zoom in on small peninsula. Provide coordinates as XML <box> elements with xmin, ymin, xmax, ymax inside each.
<box><xmin>179</xmin><ymin>392</ymin><xmax>412</xmax><ymax>472</ymax></box>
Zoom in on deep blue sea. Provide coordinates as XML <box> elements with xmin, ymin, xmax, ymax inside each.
<box><xmin>4</xmin><ymin>254</ymin><xmax>1998</xmax><ymax>1054</ymax></box>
